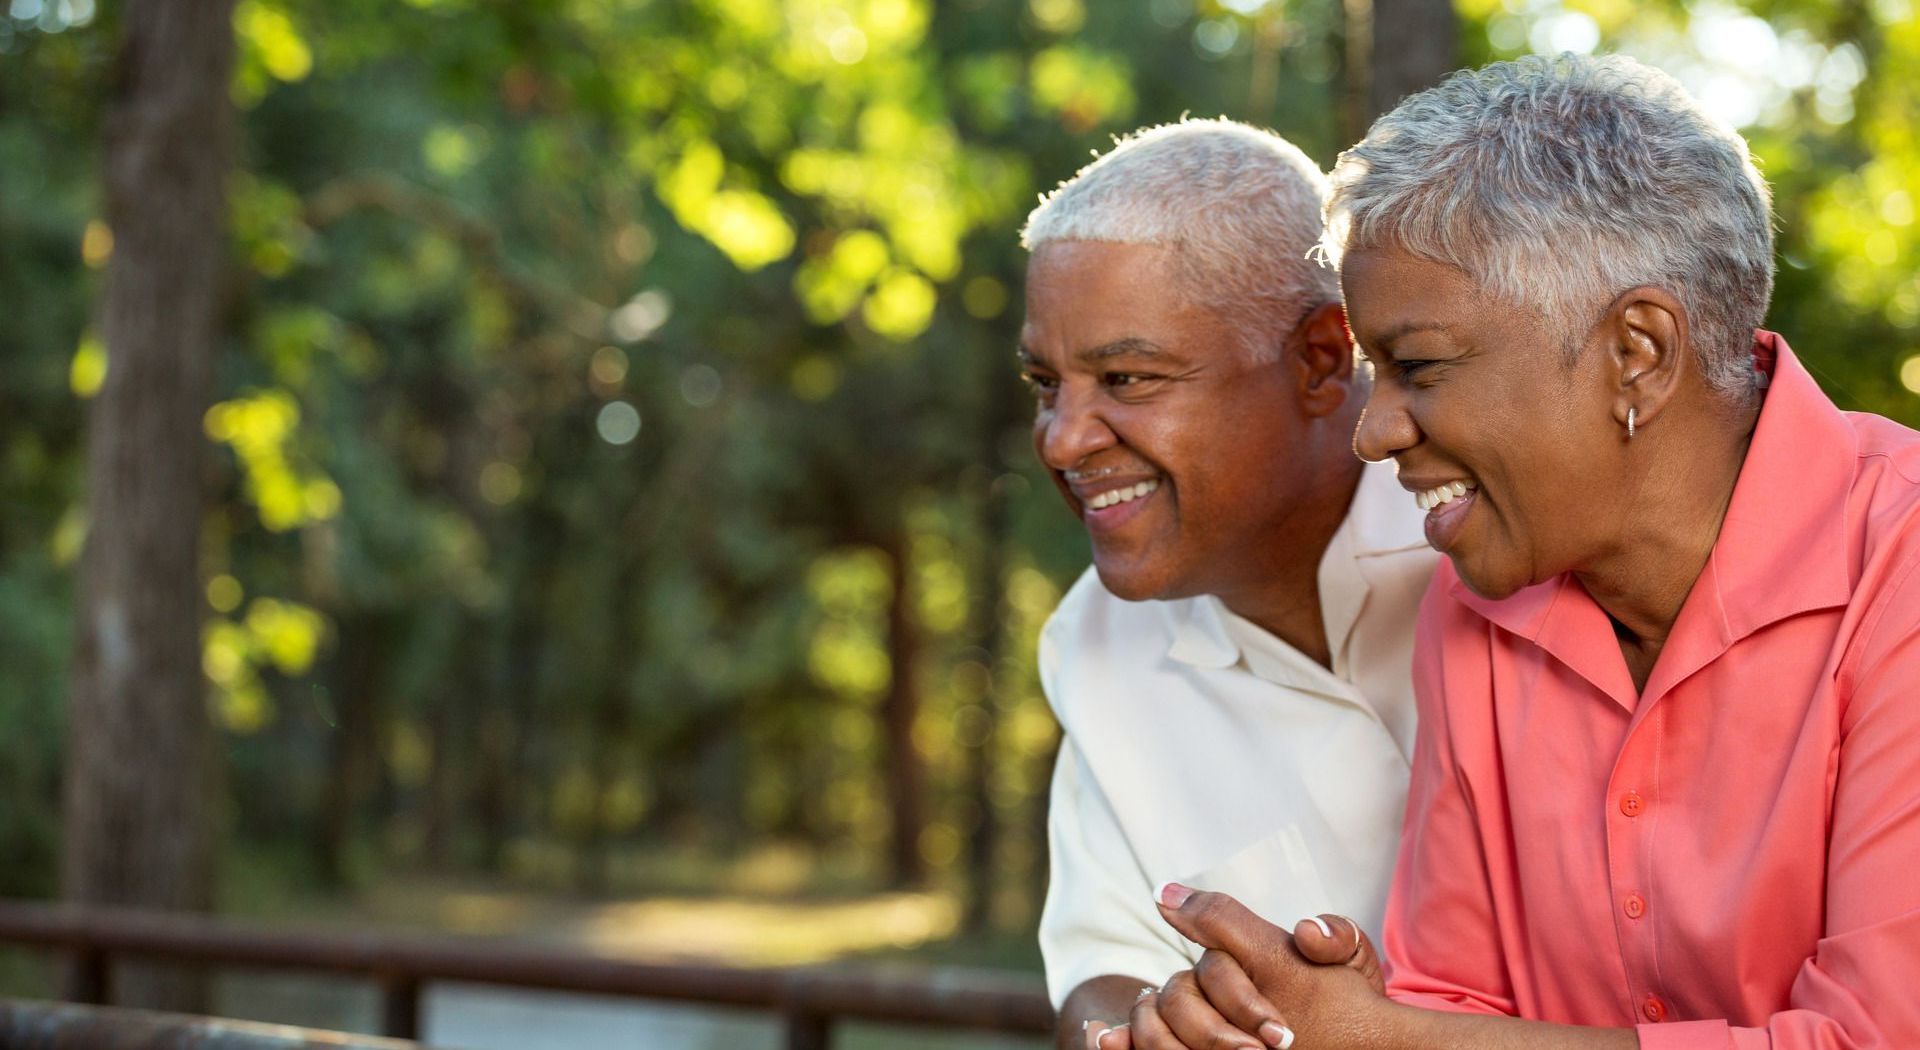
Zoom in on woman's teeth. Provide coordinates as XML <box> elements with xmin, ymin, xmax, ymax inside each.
<box><xmin>1089</xmin><ymin>479</ymin><xmax>1159</xmax><ymax>510</ymax></box>
<box><xmin>1416</xmin><ymin>480</ymin><xmax>1476</xmax><ymax>512</ymax></box>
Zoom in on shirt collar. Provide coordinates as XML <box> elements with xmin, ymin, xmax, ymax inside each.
<box><xmin>1165</xmin><ymin>593</ymin><xmax>1239</xmax><ymax>669</ymax></box>
<box><xmin>1450</xmin><ymin>331</ymin><xmax>1856</xmax><ymax>708</ymax></box>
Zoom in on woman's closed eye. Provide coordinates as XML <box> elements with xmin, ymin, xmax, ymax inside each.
<box><xmin>1390</xmin><ymin>358</ymin><xmax>1442</xmax><ymax>383</ymax></box>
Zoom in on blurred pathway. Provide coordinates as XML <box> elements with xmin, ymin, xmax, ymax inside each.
<box><xmin>215</xmin><ymin>879</ymin><xmax>1047</xmax><ymax>1050</ymax></box>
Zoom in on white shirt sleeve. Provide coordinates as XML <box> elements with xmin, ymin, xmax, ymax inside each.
<box><xmin>1037</xmin><ymin>734</ymin><xmax>1197</xmax><ymax>1008</ymax></box>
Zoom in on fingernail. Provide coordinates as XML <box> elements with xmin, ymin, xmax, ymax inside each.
<box><xmin>1260</xmin><ymin>1022</ymin><xmax>1295</xmax><ymax>1049</ymax></box>
<box><xmin>1307</xmin><ymin>916</ymin><xmax>1333</xmax><ymax>939</ymax></box>
<box><xmin>1156</xmin><ymin>882</ymin><xmax>1194</xmax><ymax>908</ymax></box>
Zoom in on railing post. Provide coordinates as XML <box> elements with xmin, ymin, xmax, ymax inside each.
<box><xmin>379</xmin><ymin>973</ymin><xmax>422</xmax><ymax>1040</ymax></box>
<box><xmin>783</xmin><ymin>1010</ymin><xmax>832</xmax><ymax>1050</ymax></box>
<box><xmin>63</xmin><ymin>946</ymin><xmax>110</xmax><ymax>1005</ymax></box>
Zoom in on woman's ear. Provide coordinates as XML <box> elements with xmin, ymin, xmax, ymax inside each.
<box><xmin>1292</xmin><ymin>302</ymin><xmax>1359</xmax><ymax>418</ymax></box>
<box><xmin>1604</xmin><ymin>286</ymin><xmax>1689</xmax><ymax>434</ymax></box>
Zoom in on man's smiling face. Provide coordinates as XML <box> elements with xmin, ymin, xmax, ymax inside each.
<box><xmin>1020</xmin><ymin>239</ymin><xmax>1318</xmax><ymax>602</ymax></box>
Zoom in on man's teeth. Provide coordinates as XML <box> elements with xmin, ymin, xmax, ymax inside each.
<box><xmin>1416</xmin><ymin>480</ymin><xmax>1476</xmax><ymax>512</ymax></box>
<box><xmin>1089</xmin><ymin>479</ymin><xmax>1159</xmax><ymax>510</ymax></box>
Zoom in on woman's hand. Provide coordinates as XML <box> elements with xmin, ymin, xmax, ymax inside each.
<box><xmin>1125</xmin><ymin>884</ymin><xmax>1393</xmax><ymax>1050</ymax></box>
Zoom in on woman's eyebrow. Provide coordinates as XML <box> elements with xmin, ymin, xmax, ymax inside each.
<box><xmin>1370</xmin><ymin>320</ymin><xmax>1459</xmax><ymax>349</ymax></box>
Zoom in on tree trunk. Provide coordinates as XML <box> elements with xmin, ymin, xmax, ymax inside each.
<box><xmin>61</xmin><ymin>0</ymin><xmax>236</xmax><ymax>1014</ymax></box>
<box><xmin>316</xmin><ymin>613</ymin><xmax>390</xmax><ymax>888</ymax></box>
<box><xmin>961</xmin><ymin>370</ymin><xmax>1023</xmax><ymax>933</ymax></box>
<box><xmin>880</xmin><ymin>528</ymin><xmax>927</xmax><ymax>888</ymax></box>
<box><xmin>1343</xmin><ymin>0</ymin><xmax>1458</xmax><ymax>141</ymax></box>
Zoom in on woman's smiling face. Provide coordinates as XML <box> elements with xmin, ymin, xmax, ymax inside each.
<box><xmin>1345</xmin><ymin>244</ymin><xmax>1624</xmax><ymax>599</ymax></box>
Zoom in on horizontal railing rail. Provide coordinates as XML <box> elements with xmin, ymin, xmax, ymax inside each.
<box><xmin>0</xmin><ymin>997</ymin><xmax>423</xmax><ymax>1049</ymax></box>
<box><xmin>0</xmin><ymin>900</ymin><xmax>1053</xmax><ymax>1049</ymax></box>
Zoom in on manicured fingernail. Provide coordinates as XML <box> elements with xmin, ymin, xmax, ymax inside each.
<box><xmin>1307</xmin><ymin>916</ymin><xmax>1333</xmax><ymax>939</ymax></box>
<box><xmin>1157</xmin><ymin>882</ymin><xmax>1194</xmax><ymax>908</ymax></box>
<box><xmin>1260</xmin><ymin>1022</ymin><xmax>1295</xmax><ymax>1049</ymax></box>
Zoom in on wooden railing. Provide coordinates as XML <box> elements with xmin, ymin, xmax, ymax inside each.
<box><xmin>0</xmin><ymin>900</ymin><xmax>1053</xmax><ymax>1049</ymax></box>
<box><xmin>0</xmin><ymin>998</ymin><xmax>424</xmax><ymax>1048</ymax></box>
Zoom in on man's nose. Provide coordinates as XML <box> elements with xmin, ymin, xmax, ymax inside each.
<box><xmin>1036</xmin><ymin>384</ymin><xmax>1117</xmax><ymax>470</ymax></box>
<box><xmin>1352</xmin><ymin>382</ymin><xmax>1418</xmax><ymax>464</ymax></box>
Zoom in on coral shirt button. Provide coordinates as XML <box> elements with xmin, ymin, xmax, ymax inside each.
<box><xmin>1643</xmin><ymin>997</ymin><xmax>1667</xmax><ymax>1023</ymax></box>
<box><xmin>1624</xmin><ymin>893</ymin><xmax>1646</xmax><ymax>919</ymax></box>
<box><xmin>1620</xmin><ymin>792</ymin><xmax>1645</xmax><ymax>817</ymax></box>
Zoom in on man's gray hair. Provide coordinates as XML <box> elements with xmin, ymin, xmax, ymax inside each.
<box><xmin>1322</xmin><ymin>53</ymin><xmax>1774</xmax><ymax>397</ymax></box>
<box><xmin>1022</xmin><ymin>118</ymin><xmax>1339</xmax><ymax>361</ymax></box>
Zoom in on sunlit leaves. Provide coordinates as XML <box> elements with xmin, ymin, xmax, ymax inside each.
<box><xmin>68</xmin><ymin>331</ymin><xmax>104</xmax><ymax>398</ymax></box>
<box><xmin>233</xmin><ymin>0</ymin><xmax>312</xmax><ymax>105</ymax></box>
<box><xmin>1030</xmin><ymin>46</ymin><xmax>1137</xmax><ymax>133</ymax></box>
<box><xmin>204</xmin><ymin>597</ymin><xmax>328</xmax><ymax>733</ymax></box>
<box><xmin>796</xmin><ymin>229</ymin><xmax>890</xmax><ymax>322</ymax></box>
<box><xmin>205</xmin><ymin>391</ymin><xmax>343</xmax><ymax>532</ymax></box>
<box><xmin>807</xmin><ymin>548</ymin><xmax>892</xmax><ymax>697</ymax></box>
<box><xmin>862</xmin><ymin>269</ymin><xmax>937</xmax><ymax>340</ymax></box>
<box><xmin>659</xmin><ymin>141</ymin><xmax>798</xmax><ymax>271</ymax></box>
<box><xmin>423</xmin><ymin>124</ymin><xmax>488</xmax><ymax>180</ymax></box>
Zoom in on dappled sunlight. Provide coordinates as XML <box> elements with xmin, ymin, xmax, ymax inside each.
<box><xmin>576</xmin><ymin>892</ymin><xmax>962</xmax><ymax>966</ymax></box>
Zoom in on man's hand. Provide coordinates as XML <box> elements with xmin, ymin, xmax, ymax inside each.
<box><xmin>1057</xmin><ymin>974</ymin><xmax>1158</xmax><ymax>1050</ymax></box>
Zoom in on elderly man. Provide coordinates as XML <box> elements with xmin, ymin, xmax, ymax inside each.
<box><xmin>1018</xmin><ymin>118</ymin><xmax>1436</xmax><ymax>1049</ymax></box>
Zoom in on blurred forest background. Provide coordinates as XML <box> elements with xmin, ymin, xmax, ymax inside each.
<box><xmin>2</xmin><ymin>0</ymin><xmax>1918</xmax><ymax>1034</ymax></box>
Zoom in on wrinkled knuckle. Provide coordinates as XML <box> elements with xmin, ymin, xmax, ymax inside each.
<box><xmin>1158</xmin><ymin>974</ymin><xmax>1202</xmax><ymax>1007</ymax></box>
<box><xmin>1193</xmin><ymin>949</ymin><xmax>1230</xmax><ymax>981</ymax></box>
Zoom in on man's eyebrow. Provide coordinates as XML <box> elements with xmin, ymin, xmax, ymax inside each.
<box><xmin>1076</xmin><ymin>337</ymin><xmax>1168</xmax><ymax>363</ymax></box>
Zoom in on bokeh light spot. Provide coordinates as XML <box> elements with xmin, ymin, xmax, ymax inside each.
<box><xmin>596</xmin><ymin>401</ymin><xmax>642</xmax><ymax>445</ymax></box>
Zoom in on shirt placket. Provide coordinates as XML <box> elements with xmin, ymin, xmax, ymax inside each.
<box><xmin>1605</xmin><ymin>701</ymin><xmax>1670</xmax><ymax>1026</ymax></box>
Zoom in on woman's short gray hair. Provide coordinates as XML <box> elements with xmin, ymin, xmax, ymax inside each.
<box><xmin>1022</xmin><ymin>118</ymin><xmax>1339</xmax><ymax>362</ymax></box>
<box><xmin>1322</xmin><ymin>53</ymin><xmax>1774</xmax><ymax>397</ymax></box>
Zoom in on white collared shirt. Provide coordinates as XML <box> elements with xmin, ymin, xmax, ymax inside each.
<box><xmin>1037</xmin><ymin>460</ymin><xmax>1437</xmax><ymax>1006</ymax></box>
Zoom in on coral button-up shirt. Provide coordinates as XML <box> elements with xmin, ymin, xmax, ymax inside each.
<box><xmin>1382</xmin><ymin>332</ymin><xmax>1920</xmax><ymax>1049</ymax></box>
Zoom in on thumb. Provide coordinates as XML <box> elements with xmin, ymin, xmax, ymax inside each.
<box><xmin>1292</xmin><ymin>914</ymin><xmax>1385</xmax><ymax>994</ymax></box>
<box><xmin>1155</xmin><ymin>883</ymin><xmax>1293</xmax><ymax>960</ymax></box>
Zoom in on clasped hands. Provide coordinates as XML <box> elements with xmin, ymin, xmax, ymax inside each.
<box><xmin>1087</xmin><ymin>883</ymin><xmax>1393</xmax><ymax>1050</ymax></box>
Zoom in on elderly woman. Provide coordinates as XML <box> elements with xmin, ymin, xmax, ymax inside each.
<box><xmin>1103</xmin><ymin>52</ymin><xmax>1920</xmax><ymax>1050</ymax></box>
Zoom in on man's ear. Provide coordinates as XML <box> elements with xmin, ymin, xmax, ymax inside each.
<box><xmin>1601</xmin><ymin>286</ymin><xmax>1688</xmax><ymax>433</ymax></box>
<box><xmin>1290</xmin><ymin>302</ymin><xmax>1358</xmax><ymax>418</ymax></box>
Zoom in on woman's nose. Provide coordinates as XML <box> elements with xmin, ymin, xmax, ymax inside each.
<box><xmin>1352</xmin><ymin>383</ymin><xmax>1418</xmax><ymax>464</ymax></box>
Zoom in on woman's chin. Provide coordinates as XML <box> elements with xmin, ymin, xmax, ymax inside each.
<box><xmin>1450</xmin><ymin>555</ymin><xmax>1529</xmax><ymax>601</ymax></box>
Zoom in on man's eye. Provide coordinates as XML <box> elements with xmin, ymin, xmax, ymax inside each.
<box><xmin>1020</xmin><ymin>371</ymin><xmax>1058</xmax><ymax>393</ymax></box>
<box><xmin>1394</xmin><ymin>359</ymin><xmax>1435</xmax><ymax>378</ymax></box>
<box><xmin>1103</xmin><ymin>372</ymin><xmax>1158</xmax><ymax>388</ymax></box>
